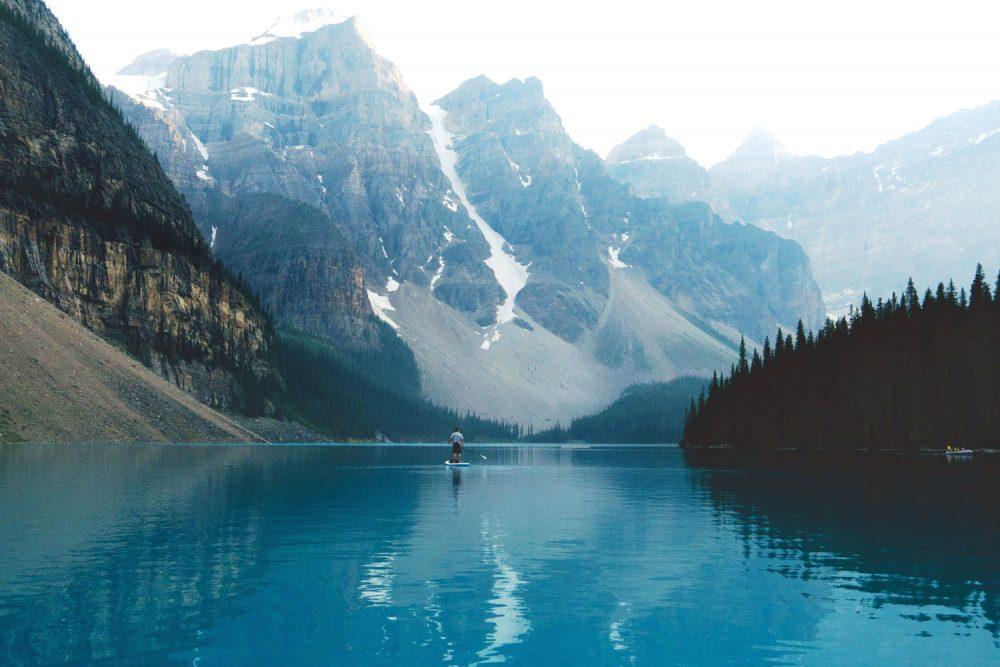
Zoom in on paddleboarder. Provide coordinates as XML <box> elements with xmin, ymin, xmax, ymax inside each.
<box><xmin>449</xmin><ymin>426</ymin><xmax>464</xmax><ymax>463</ymax></box>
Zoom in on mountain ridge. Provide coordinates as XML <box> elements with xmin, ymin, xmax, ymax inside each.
<box><xmin>107</xmin><ymin>20</ymin><xmax>826</xmax><ymax>425</ymax></box>
<box><xmin>610</xmin><ymin>100</ymin><xmax>1000</xmax><ymax>314</ymax></box>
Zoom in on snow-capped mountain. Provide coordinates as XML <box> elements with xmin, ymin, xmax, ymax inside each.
<box><xmin>107</xmin><ymin>12</ymin><xmax>824</xmax><ymax>425</ymax></box>
<box><xmin>249</xmin><ymin>8</ymin><xmax>353</xmax><ymax>45</ymax></box>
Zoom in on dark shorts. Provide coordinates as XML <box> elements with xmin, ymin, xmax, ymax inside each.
<box><xmin>452</xmin><ymin>442</ymin><xmax>463</xmax><ymax>454</ymax></box>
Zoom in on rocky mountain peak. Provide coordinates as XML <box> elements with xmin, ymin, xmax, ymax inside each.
<box><xmin>439</xmin><ymin>75</ymin><xmax>565</xmax><ymax>145</ymax></box>
<box><xmin>607</xmin><ymin>125</ymin><xmax>689</xmax><ymax>164</ymax></box>
<box><xmin>729</xmin><ymin>127</ymin><xmax>788</xmax><ymax>161</ymax></box>
<box><xmin>117</xmin><ymin>49</ymin><xmax>178</xmax><ymax>76</ymax></box>
<box><xmin>249</xmin><ymin>8</ymin><xmax>356</xmax><ymax>45</ymax></box>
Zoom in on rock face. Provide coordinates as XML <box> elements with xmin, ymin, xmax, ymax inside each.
<box><xmin>0</xmin><ymin>0</ymin><xmax>274</xmax><ymax>410</ymax></box>
<box><xmin>203</xmin><ymin>193</ymin><xmax>375</xmax><ymax>348</ymax></box>
<box><xmin>610</xmin><ymin>104</ymin><xmax>1000</xmax><ymax>315</ymax></box>
<box><xmin>606</xmin><ymin>125</ymin><xmax>711</xmax><ymax>202</ymax></box>
<box><xmin>111</xmin><ymin>15</ymin><xmax>499</xmax><ymax>340</ymax></box>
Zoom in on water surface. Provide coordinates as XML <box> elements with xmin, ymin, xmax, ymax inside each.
<box><xmin>0</xmin><ymin>444</ymin><xmax>996</xmax><ymax>664</ymax></box>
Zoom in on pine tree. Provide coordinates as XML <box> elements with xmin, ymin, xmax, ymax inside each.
<box><xmin>970</xmin><ymin>264</ymin><xmax>991</xmax><ymax>311</ymax></box>
<box><xmin>796</xmin><ymin>320</ymin><xmax>807</xmax><ymax>350</ymax></box>
<box><xmin>737</xmin><ymin>337</ymin><xmax>750</xmax><ymax>376</ymax></box>
<box><xmin>906</xmin><ymin>278</ymin><xmax>921</xmax><ymax>314</ymax></box>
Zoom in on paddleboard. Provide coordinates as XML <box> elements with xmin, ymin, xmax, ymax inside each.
<box><xmin>444</xmin><ymin>461</ymin><xmax>470</xmax><ymax>467</ymax></box>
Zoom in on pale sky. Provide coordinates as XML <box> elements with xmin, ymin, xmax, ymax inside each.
<box><xmin>47</xmin><ymin>0</ymin><xmax>1000</xmax><ymax>167</ymax></box>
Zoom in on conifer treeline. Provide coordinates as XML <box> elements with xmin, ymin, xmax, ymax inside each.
<box><xmin>273</xmin><ymin>330</ymin><xmax>523</xmax><ymax>442</ymax></box>
<box><xmin>683</xmin><ymin>265</ymin><xmax>1000</xmax><ymax>450</ymax></box>
<box><xmin>529</xmin><ymin>377</ymin><xmax>705</xmax><ymax>443</ymax></box>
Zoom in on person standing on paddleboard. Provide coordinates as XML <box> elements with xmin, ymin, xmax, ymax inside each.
<box><xmin>449</xmin><ymin>426</ymin><xmax>465</xmax><ymax>463</ymax></box>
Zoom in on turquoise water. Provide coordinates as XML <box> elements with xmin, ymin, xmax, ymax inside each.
<box><xmin>0</xmin><ymin>444</ymin><xmax>996</xmax><ymax>665</ymax></box>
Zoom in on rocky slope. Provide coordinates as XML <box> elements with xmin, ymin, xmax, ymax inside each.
<box><xmin>0</xmin><ymin>0</ymin><xmax>277</xmax><ymax>411</ymax></box>
<box><xmin>610</xmin><ymin>104</ymin><xmax>1000</xmax><ymax>315</ymax></box>
<box><xmin>109</xmin><ymin>13</ymin><xmax>825</xmax><ymax>425</ymax></box>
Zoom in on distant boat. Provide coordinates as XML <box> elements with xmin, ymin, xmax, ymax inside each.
<box><xmin>944</xmin><ymin>447</ymin><xmax>973</xmax><ymax>457</ymax></box>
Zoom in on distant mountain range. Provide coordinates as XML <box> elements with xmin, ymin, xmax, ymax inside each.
<box><xmin>106</xmin><ymin>10</ymin><xmax>824</xmax><ymax>425</ymax></box>
<box><xmin>608</xmin><ymin>104</ymin><xmax>1000</xmax><ymax>316</ymax></box>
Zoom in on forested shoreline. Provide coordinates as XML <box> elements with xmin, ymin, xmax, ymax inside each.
<box><xmin>683</xmin><ymin>266</ymin><xmax>1000</xmax><ymax>451</ymax></box>
<box><xmin>529</xmin><ymin>377</ymin><xmax>704</xmax><ymax>444</ymax></box>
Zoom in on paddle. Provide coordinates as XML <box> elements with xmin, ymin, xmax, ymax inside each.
<box><xmin>464</xmin><ymin>446</ymin><xmax>488</xmax><ymax>461</ymax></box>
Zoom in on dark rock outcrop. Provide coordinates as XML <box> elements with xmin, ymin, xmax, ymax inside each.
<box><xmin>204</xmin><ymin>193</ymin><xmax>376</xmax><ymax>349</ymax></box>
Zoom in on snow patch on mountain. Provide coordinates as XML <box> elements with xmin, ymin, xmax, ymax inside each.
<box><xmin>109</xmin><ymin>72</ymin><xmax>169</xmax><ymax>110</ymax></box>
<box><xmin>974</xmin><ymin>128</ymin><xmax>1000</xmax><ymax>145</ymax></box>
<box><xmin>190</xmin><ymin>132</ymin><xmax>209</xmax><ymax>160</ymax></box>
<box><xmin>230</xmin><ymin>87</ymin><xmax>272</xmax><ymax>102</ymax></box>
<box><xmin>502</xmin><ymin>148</ymin><xmax>532</xmax><ymax>187</ymax></box>
<box><xmin>425</xmin><ymin>103</ymin><xmax>530</xmax><ymax>350</ymax></box>
<box><xmin>574</xmin><ymin>169</ymin><xmax>588</xmax><ymax>218</ymax></box>
<box><xmin>614</xmin><ymin>154</ymin><xmax>684</xmax><ymax>164</ymax></box>
<box><xmin>608</xmin><ymin>247</ymin><xmax>628</xmax><ymax>269</ymax></box>
<box><xmin>872</xmin><ymin>166</ymin><xmax>885</xmax><ymax>193</ymax></box>
<box><xmin>367</xmin><ymin>290</ymin><xmax>400</xmax><ymax>330</ymax></box>
<box><xmin>250</xmin><ymin>9</ymin><xmax>353</xmax><ymax>46</ymax></box>
<box><xmin>430</xmin><ymin>257</ymin><xmax>446</xmax><ymax>290</ymax></box>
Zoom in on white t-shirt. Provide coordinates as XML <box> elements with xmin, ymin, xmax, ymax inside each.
<box><xmin>449</xmin><ymin>431</ymin><xmax>464</xmax><ymax>445</ymax></box>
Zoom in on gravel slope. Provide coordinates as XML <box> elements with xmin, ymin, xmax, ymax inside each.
<box><xmin>0</xmin><ymin>273</ymin><xmax>265</xmax><ymax>444</ymax></box>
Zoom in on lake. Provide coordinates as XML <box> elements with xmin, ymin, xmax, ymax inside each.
<box><xmin>0</xmin><ymin>444</ymin><xmax>996</xmax><ymax>665</ymax></box>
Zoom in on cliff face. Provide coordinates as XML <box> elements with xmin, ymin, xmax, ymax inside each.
<box><xmin>205</xmin><ymin>193</ymin><xmax>377</xmax><ymax>348</ymax></box>
<box><xmin>0</xmin><ymin>0</ymin><xmax>274</xmax><ymax>409</ymax></box>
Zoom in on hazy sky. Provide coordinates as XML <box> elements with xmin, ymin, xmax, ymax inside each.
<box><xmin>47</xmin><ymin>0</ymin><xmax>1000</xmax><ymax>166</ymax></box>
